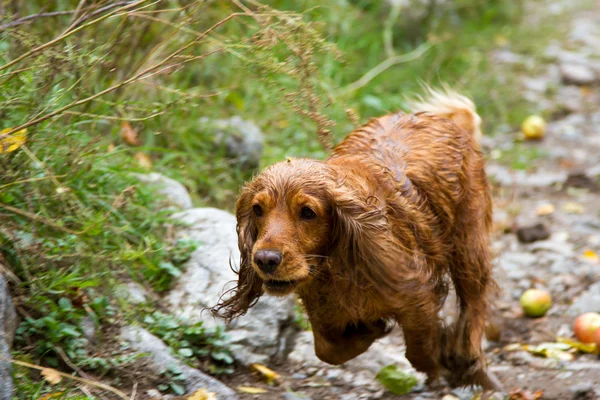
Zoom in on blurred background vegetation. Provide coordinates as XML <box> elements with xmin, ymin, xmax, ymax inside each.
<box><xmin>0</xmin><ymin>0</ymin><xmax>567</xmax><ymax>397</ymax></box>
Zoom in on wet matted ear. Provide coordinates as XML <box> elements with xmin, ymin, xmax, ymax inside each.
<box><xmin>328</xmin><ymin>179</ymin><xmax>431</xmax><ymax>300</ymax></box>
<box><xmin>211</xmin><ymin>187</ymin><xmax>263</xmax><ymax>322</ymax></box>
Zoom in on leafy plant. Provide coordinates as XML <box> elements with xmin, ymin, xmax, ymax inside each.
<box><xmin>143</xmin><ymin>311</ymin><xmax>234</xmax><ymax>375</ymax></box>
<box><xmin>376</xmin><ymin>364</ymin><xmax>418</xmax><ymax>395</ymax></box>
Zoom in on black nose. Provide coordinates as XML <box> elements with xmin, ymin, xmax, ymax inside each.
<box><xmin>254</xmin><ymin>250</ymin><xmax>283</xmax><ymax>274</ymax></box>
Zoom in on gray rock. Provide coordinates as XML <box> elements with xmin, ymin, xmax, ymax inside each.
<box><xmin>497</xmin><ymin>252</ymin><xmax>537</xmax><ymax>280</ymax></box>
<box><xmin>486</xmin><ymin>164</ymin><xmax>567</xmax><ymax>188</ymax></box>
<box><xmin>492</xmin><ymin>50</ymin><xmax>533</xmax><ymax>66</ymax></box>
<box><xmin>115</xmin><ymin>281</ymin><xmax>151</xmax><ymax>305</ymax></box>
<box><xmin>556</xmin><ymin>85</ymin><xmax>585</xmax><ymax>113</ymax></box>
<box><xmin>567</xmin><ymin>281</ymin><xmax>600</xmax><ymax>316</ymax></box>
<box><xmin>205</xmin><ymin>116</ymin><xmax>264</xmax><ymax>169</ymax></box>
<box><xmin>120</xmin><ymin>325</ymin><xmax>237</xmax><ymax>398</ymax></box>
<box><xmin>166</xmin><ymin>208</ymin><xmax>295</xmax><ymax>365</ymax></box>
<box><xmin>569</xmin><ymin>17</ymin><xmax>600</xmax><ymax>51</ymax></box>
<box><xmin>80</xmin><ymin>315</ymin><xmax>97</xmax><ymax>345</ymax></box>
<box><xmin>559</xmin><ymin>63</ymin><xmax>598</xmax><ymax>85</ymax></box>
<box><xmin>284</xmin><ymin>392</ymin><xmax>312</xmax><ymax>400</ymax></box>
<box><xmin>136</xmin><ymin>173</ymin><xmax>192</xmax><ymax>210</ymax></box>
<box><xmin>569</xmin><ymin>382</ymin><xmax>595</xmax><ymax>398</ymax></box>
<box><xmin>288</xmin><ymin>329</ymin><xmax>420</xmax><ymax>391</ymax></box>
<box><xmin>451</xmin><ymin>387</ymin><xmax>483</xmax><ymax>400</ymax></box>
<box><xmin>0</xmin><ymin>276</ymin><xmax>17</xmax><ymax>399</ymax></box>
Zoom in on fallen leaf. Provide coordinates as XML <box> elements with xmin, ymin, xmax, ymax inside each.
<box><xmin>0</xmin><ymin>127</ymin><xmax>27</xmax><ymax>153</ymax></box>
<box><xmin>562</xmin><ymin>202</ymin><xmax>585</xmax><ymax>214</ymax></box>
<box><xmin>238</xmin><ymin>386</ymin><xmax>268</xmax><ymax>394</ymax></box>
<box><xmin>503</xmin><ymin>343</ymin><xmax>523</xmax><ymax>352</ymax></box>
<box><xmin>186</xmin><ymin>388</ymin><xmax>217</xmax><ymax>400</ymax></box>
<box><xmin>251</xmin><ymin>364</ymin><xmax>280</xmax><ymax>385</ymax></box>
<box><xmin>41</xmin><ymin>368</ymin><xmax>62</xmax><ymax>385</ymax></box>
<box><xmin>536</xmin><ymin>203</ymin><xmax>555</xmax><ymax>216</ymax></box>
<box><xmin>523</xmin><ymin>342</ymin><xmax>574</xmax><ymax>361</ymax></box>
<box><xmin>580</xmin><ymin>86</ymin><xmax>593</xmax><ymax>96</ymax></box>
<box><xmin>582</xmin><ymin>249</ymin><xmax>599</xmax><ymax>263</ymax></box>
<box><xmin>557</xmin><ymin>337</ymin><xmax>599</xmax><ymax>354</ymax></box>
<box><xmin>375</xmin><ymin>365</ymin><xmax>418</xmax><ymax>395</ymax></box>
<box><xmin>121</xmin><ymin>121</ymin><xmax>139</xmax><ymax>145</ymax></box>
<box><xmin>509</xmin><ymin>388</ymin><xmax>544</xmax><ymax>400</ymax></box>
<box><xmin>494</xmin><ymin>34</ymin><xmax>509</xmax><ymax>47</ymax></box>
<box><xmin>39</xmin><ymin>393</ymin><xmax>64</xmax><ymax>400</ymax></box>
<box><xmin>134</xmin><ymin>152</ymin><xmax>152</xmax><ymax>169</ymax></box>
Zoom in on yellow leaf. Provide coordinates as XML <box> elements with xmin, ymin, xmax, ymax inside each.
<box><xmin>39</xmin><ymin>393</ymin><xmax>64</xmax><ymax>400</ymax></box>
<box><xmin>523</xmin><ymin>342</ymin><xmax>574</xmax><ymax>361</ymax></box>
<box><xmin>0</xmin><ymin>128</ymin><xmax>27</xmax><ymax>153</ymax></box>
<box><xmin>238</xmin><ymin>386</ymin><xmax>268</xmax><ymax>394</ymax></box>
<box><xmin>582</xmin><ymin>249</ymin><xmax>599</xmax><ymax>263</ymax></box>
<box><xmin>41</xmin><ymin>368</ymin><xmax>62</xmax><ymax>385</ymax></box>
<box><xmin>536</xmin><ymin>203</ymin><xmax>555</xmax><ymax>216</ymax></box>
<box><xmin>562</xmin><ymin>202</ymin><xmax>585</xmax><ymax>214</ymax></box>
<box><xmin>121</xmin><ymin>121</ymin><xmax>139</xmax><ymax>146</ymax></box>
<box><xmin>557</xmin><ymin>337</ymin><xmax>599</xmax><ymax>354</ymax></box>
<box><xmin>134</xmin><ymin>152</ymin><xmax>152</xmax><ymax>169</ymax></box>
<box><xmin>186</xmin><ymin>388</ymin><xmax>217</xmax><ymax>400</ymax></box>
<box><xmin>251</xmin><ymin>363</ymin><xmax>280</xmax><ymax>384</ymax></box>
<box><xmin>494</xmin><ymin>34</ymin><xmax>509</xmax><ymax>47</ymax></box>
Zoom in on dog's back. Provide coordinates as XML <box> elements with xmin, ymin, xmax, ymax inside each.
<box><xmin>328</xmin><ymin>88</ymin><xmax>498</xmax><ymax>389</ymax></box>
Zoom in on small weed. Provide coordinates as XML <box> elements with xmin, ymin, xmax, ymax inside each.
<box><xmin>143</xmin><ymin>311</ymin><xmax>234</xmax><ymax>375</ymax></box>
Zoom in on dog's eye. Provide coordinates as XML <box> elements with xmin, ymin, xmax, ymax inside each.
<box><xmin>300</xmin><ymin>206</ymin><xmax>316</xmax><ymax>220</ymax></box>
<box><xmin>252</xmin><ymin>204</ymin><xmax>263</xmax><ymax>217</ymax></box>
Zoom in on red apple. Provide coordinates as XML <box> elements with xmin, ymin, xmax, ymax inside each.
<box><xmin>593</xmin><ymin>326</ymin><xmax>600</xmax><ymax>347</ymax></box>
<box><xmin>520</xmin><ymin>289</ymin><xmax>552</xmax><ymax>318</ymax></box>
<box><xmin>573</xmin><ymin>312</ymin><xmax>600</xmax><ymax>343</ymax></box>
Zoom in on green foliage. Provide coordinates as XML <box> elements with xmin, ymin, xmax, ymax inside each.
<box><xmin>143</xmin><ymin>311</ymin><xmax>234</xmax><ymax>375</ymax></box>
<box><xmin>376</xmin><ymin>364</ymin><xmax>418</xmax><ymax>395</ymax></box>
<box><xmin>294</xmin><ymin>301</ymin><xmax>311</xmax><ymax>331</ymax></box>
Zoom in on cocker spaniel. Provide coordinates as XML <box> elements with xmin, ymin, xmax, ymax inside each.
<box><xmin>213</xmin><ymin>88</ymin><xmax>500</xmax><ymax>390</ymax></box>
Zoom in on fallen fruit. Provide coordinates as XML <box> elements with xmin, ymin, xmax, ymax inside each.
<box><xmin>574</xmin><ymin>312</ymin><xmax>600</xmax><ymax>343</ymax></box>
<box><xmin>521</xmin><ymin>115</ymin><xmax>546</xmax><ymax>140</ymax></box>
<box><xmin>593</xmin><ymin>327</ymin><xmax>600</xmax><ymax>347</ymax></box>
<box><xmin>520</xmin><ymin>289</ymin><xmax>552</xmax><ymax>318</ymax></box>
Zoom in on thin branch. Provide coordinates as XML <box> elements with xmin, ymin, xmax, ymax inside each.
<box><xmin>0</xmin><ymin>0</ymin><xmax>145</xmax><ymax>72</ymax></box>
<box><xmin>0</xmin><ymin>11</ymin><xmax>74</xmax><ymax>30</ymax></box>
<box><xmin>5</xmin><ymin>358</ymin><xmax>129</xmax><ymax>400</ymax></box>
<box><xmin>55</xmin><ymin>345</ymin><xmax>93</xmax><ymax>380</ymax></box>
<box><xmin>63</xmin><ymin>110</ymin><xmax>164</xmax><ymax>121</ymax></box>
<box><xmin>0</xmin><ymin>202</ymin><xmax>79</xmax><ymax>235</ymax></box>
<box><xmin>335</xmin><ymin>42</ymin><xmax>434</xmax><ymax>97</ymax></box>
<box><xmin>383</xmin><ymin>1</ymin><xmax>402</xmax><ymax>58</ymax></box>
<box><xmin>0</xmin><ymin>13</ymin><xmax>241</xmax><ymax>140</ymax></box>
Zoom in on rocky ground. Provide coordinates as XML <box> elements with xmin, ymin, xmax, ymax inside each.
<box><xmin>116</xmin><ymin>2</ymin><xmax>600</xmax><ymax>397</ymax></box>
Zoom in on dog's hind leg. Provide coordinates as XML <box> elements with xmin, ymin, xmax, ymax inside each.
<box><xmin>442</xmin><ymin>189</ymin><xmax>502</xmax><ymax>390</ymax></box>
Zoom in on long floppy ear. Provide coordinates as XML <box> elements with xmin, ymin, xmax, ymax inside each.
<box><xmin>328</xmin><ymin>180</ymin><xmax>436</xmax><ymax>301</ymax></box>
<box><xmin>211</xmin><ymin>186</ymin><xmax>264</xmax><ymax>322</ymax></box>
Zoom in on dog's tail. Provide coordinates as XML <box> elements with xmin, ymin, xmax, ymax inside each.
<box><xmin>406</xmin><ymin>86</ymin><xmax>482</xmax><ymax>143</ymax></box>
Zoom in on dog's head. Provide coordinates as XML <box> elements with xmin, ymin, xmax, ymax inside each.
<box><xmin>235</xmin><ymin>158</ymin><xmax>335</xmax><ymax>296</ymax></box>
<box><xmin>212</xmin><ymin>157</ymin><xmax>391</xmax><ymax>322</ymax></box>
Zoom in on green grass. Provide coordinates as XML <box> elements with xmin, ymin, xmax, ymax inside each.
<box><xmin>0</xmin><ymin>0</ymin><xmax>572</xmax><ymax>396</ymax></box>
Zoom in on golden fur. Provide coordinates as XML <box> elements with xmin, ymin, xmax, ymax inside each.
<box><xmin>213</xmin><ymin>88</ymin><xmax>499</xmax><ymax>389</ymax></box>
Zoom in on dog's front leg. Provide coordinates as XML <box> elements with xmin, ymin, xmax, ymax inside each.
<box><xmin>312</xmin><ymin>318</ymin><xmax>393</xmax><ymax>365</ymax></box>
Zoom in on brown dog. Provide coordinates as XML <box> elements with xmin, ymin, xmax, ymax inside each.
<box><xmin>213</xmin><ymin>88</ymin><xmax>500</xmax><ymax>390</ymax></box>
